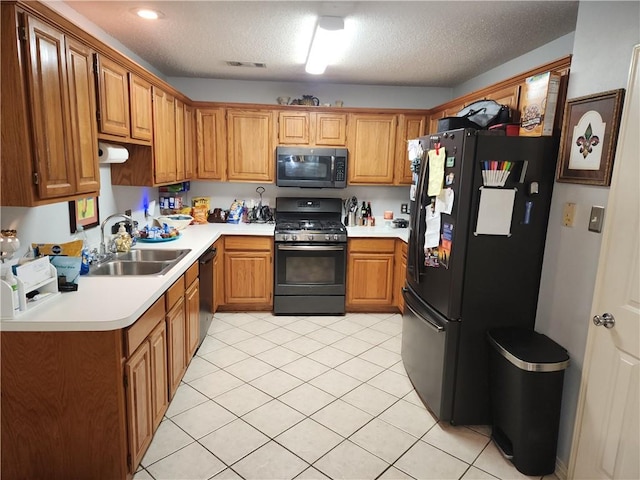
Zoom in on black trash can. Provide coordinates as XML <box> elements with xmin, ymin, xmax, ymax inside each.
<box><xmin>487</xmin><ymin>327</ymin><xmax>570</xmax><ymax>476</ymax></box>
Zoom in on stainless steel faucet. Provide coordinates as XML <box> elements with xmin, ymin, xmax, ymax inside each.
<box><xmin>99</xmin><ymin>213</ymin><xmax>133</xmax><ymax>259</ymax></box>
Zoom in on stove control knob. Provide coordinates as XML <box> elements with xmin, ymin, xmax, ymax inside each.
<box><xmin>325</xmin><ymin>234</ymin><xmax>331</xmax><ymax>241</ymax></box>
<box><xmin>292</xmin><ymin>234</ymin><xmax>298</xmax><ymax>241</ymax></box>
<box><xmin>333</xmin><ymin>234</ymin><xmax>339</xmax><ymax>241</ymax></box>
<box><xmin>307</xmin><ymin>234</ymin><xmax>314</xmax><ymax>241</ymax></box>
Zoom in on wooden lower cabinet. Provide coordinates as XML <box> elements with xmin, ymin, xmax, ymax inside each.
<box><xmin>166</xmin><ymin>294</ymin><xmax>186</xmax><ymax>399</ymax></box>
<box><xmin>149</xmin><ymin>321</ymin><xmax>169</xmax><ymax>430</ymax></box>
<box><xmin>347</xmin><ymin>238</ymin><xmax>396</xmax><ymax>312</ymax></box>
<box><xmin>125</xmin><ymin>340</ymin><xmax>154</xmax><ymax>471</ymax></box>
<box><xmin>221</xmin><ymin>236</ymin><xmax>273</xmax><ymax>311</ymax></box>
<box><xmin>395</xmin><ymin>240</ymin><xmax>408</xmax><ymax>314</ymax></box>
<box><xmin>185</xmin><ymin>278</ymin><xmax>200</xmax><ymax>359</ymax></box>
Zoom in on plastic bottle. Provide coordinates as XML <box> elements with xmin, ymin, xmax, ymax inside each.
<box><xmin>5</xmin><ymin>268</ymin><xmax>20</xmax><ymax>311</ymax></box>
<box><xmin>74</xmin><ymin>226</ymin><xmax>91</xmax><ymax>275</ymax></box>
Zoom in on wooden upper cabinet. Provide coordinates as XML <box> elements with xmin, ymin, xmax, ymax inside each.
<box><xmin>66</xmin><ymin>37</ymin><xmax>100</xmax><ymax>195</ymax></box>
<box><xmin>184</xmin><ymin>104</ymin><xmax>196</xmax><ymax>179</ymax></box>
<box><xmin>152</xmin><ymin>87</ymin><xmax>177</xmax><ymax>184</ymax></box>
<box><xmin>227</xmin><ymin>109</ymin><xmax>275</xmax><ymax>182</ymax></box>
<box><xmin>278</xmin><ymin>111</ymin><xmax>310</xmax><ymax>144</ymax></box>
<box><xmin>347</xmin><ymin>113</ymin><xmax>397</xmax><ymax>184</ymax></box>
<box><xmin>394</xmin><ymin>114</ymin><xmax>425</xmax><ymax>185</ymax></box>
<box><xmin>175</xmin><ymin>99</ymin><xmax>186</xmax><ymax>182</ymax></box>
<box><xmin>484</xmin><ymin>84</ymin><xmax>521</xmax><ymax>112</ymax></box>
<box><xmin>277</xmin><ymin>111</ymin><xmax>347</xmax><ymax>146</ymax></box>
<box><xmin>129</xmin><ymin>74</ymin><xmax>153</xmax><ymax>142</ymax></box>
<box><xmin>196</xmin><ymin>107</ymin><xmax>226</xmax><ymax>180</ymax></box>
<box><xmin>96</xmin><ymin>55</ymin><xmax>130</xmax><ymax>137</ymax></box>
<box><xmin>23</xmin><ymin>14</ymin><xmax>74</xmax><ymax>200</ymax></box>
<box><xmin>314</xmin><ymin>112</ymin><xmax>347</xmax><ymax>146</ymax></box>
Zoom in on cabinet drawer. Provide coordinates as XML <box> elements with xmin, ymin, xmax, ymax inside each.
<box><xmin>166</xmin><ymin>276</ymin><xmax>185</xmax><ymax>310</ymax></box>
<box><xmin>125</xmin><ymin>297</ymin><xmax>165</xmax><ymax>357</ymax></box>
<box><xmin>225</xmin><ymin>236</ymin><xmax>272</xmax><ymax>251</ymax></box>
<box><xmin>349</xmin><ymin>238</ymin><xmax>396</xmax><ymax>254</ymax></box>
<box><xmin>184</xmin><ymin>261</ymin><xmax>199</xmax><ymax>287</ymax></box>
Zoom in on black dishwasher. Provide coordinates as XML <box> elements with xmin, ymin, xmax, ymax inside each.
<box><xmin>197</xmin><ymin>246</ymin><xmax>217</xmax><ymax>348</ymax></box>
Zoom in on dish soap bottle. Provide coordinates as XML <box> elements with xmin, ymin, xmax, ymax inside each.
<box><xmin>114</xmin><ymin>222</ymin><xmax>133</xmax><ymax>253</ymax></box>
<box><xmin>74</xmin><ymin>226</ymin><xmax>91</xmax><ymax>275</ymax></box>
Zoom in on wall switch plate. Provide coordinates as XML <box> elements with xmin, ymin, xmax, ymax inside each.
<box><xmin>401</xmin><ymin>203</ymin><xmax>409</xmax><ymax>214</ymax></box>
<box><xmin>588</xmin><ymin>206</ymin><xmax>605</xmax><ymax>233</ymax></box>
<box><xmin>562</xmin><ymin>202</ymin><xmax>576</xmax><ymax>227</ymax></box>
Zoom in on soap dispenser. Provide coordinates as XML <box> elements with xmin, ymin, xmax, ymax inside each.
<box><xmin>114</xmin><ymin>222</ymin><xmax>133</xmax><ymax>253</ymax></box>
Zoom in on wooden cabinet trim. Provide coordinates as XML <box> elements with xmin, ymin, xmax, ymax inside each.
<box><xmin>224</xmin><ymin>235</ymin><xmax>272</xmax><ymax>251</ymax></box>
<box><xmin>349</xmin><ymin>238</ymin><xmax>396</xmax><ymax>253</ymax></box>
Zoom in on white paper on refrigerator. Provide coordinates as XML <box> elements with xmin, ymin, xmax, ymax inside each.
<box><xmin>474</xmin><ymin>187</ymin><xmax>517</xmax><ymax>236</ymax></box>
<box><xmin>424</xmin><ymin>205</ymin><xmax>441</xmax><ymax>248</ymax></box>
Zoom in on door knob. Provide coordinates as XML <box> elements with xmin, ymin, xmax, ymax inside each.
<box><xmin>593</xmin><ymin>312</ymin><xmax>615</xmax><ymax>328</ymax></box>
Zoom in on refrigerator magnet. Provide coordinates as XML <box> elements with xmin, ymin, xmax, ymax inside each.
<box><xmin>446</xmin><ymin>156</ymin><xmax>455</xmax><ymax>168</ymax></box>
<box><xmin>445</xmin><ymin>172</ymin><xmax>455</xmax><ymax>186</ymax></box>
<box><xmin>439</xmin><ymin>221</ymin><xmax>454</xmax><ymax>269</ymax></box>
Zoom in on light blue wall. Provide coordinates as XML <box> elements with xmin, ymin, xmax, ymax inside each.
<box><xmin>533</xmin><ymin>1</ymin><xmax>640</xmax><ymax>471</ymax></box>
<box><xmin>452</xmin><ymin>32</ymin><xmax>575</xmax><ymax>98</ymax></box>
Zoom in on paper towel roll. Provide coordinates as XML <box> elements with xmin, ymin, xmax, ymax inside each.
<box><xmin>98</xmin><ymin>142</ymin><xmax>129</xmax><ymax>163</ymax></box>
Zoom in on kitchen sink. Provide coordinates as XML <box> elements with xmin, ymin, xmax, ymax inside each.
<box><xmin>117</xmin><ymin>248</ymin><xmax>191</xmax><ymax>262</ymax></box>
<box><xmin>88</xmin><ymin>249</ymin><xmax>191</xmax><ymax>276</ymax></box>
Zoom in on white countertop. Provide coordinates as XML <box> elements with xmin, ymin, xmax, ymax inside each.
<box><xmin>1</xmin><ymin>222</ymin><xmax>407</xmax><ymax>332</ymax></box>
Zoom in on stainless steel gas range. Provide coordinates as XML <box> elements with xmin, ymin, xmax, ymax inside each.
<box><xmin>274</xmin><ymin>197</ymin><xmax>347</xmax><ymax>315</ymax></box>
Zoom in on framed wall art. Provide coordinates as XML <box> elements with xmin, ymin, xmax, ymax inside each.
<box><xmin>69</xmin><ymin>196</ymin><xmax>100</xmax><ymax>234</ymax></box>
<box><xmin>556</xmin><ymin>89</ymin><xmax>625</xmax><ymax>186</ymax></box>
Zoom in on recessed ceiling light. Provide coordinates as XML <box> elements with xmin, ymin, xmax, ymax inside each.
<box><xmin>132</xmin><ymin>8</ymin><xmax>163</xmax><ymax>20</ymax></box>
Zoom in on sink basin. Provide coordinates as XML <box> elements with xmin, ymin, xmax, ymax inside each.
<box><xmin>117</xmin><ymin>248</ymin><xmax>191</xmax><ymax>262</ymax></box>
<box><xmin>89</xmin><ymin>260</ymin><xmax>175</xmax><ymax>276</ymax></box>
<box><xmin>88</xmin><ymin>249</ymin><xmax>192</xmax><ymax>276</ymax></box>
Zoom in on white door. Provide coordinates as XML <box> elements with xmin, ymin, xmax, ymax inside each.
<box><xmin>568</xmin><ymin>45</ymin><xmax>640</xmax><ymax>480</ymax></box>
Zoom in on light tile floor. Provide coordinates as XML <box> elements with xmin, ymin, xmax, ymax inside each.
<box><xmin>135</xmin><ymin>312</ymin><xmax>561</xmax><ymax>480</ymax></box>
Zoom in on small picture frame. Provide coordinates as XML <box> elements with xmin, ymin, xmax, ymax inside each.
<box><xmin>69</xmin><ymin>196</ymin><xmax>100</xmax><ymax>234</ymax></box>
<box><xmin>556</xmin><ymin>89</ymin><xmax>625</xmax><ymax>186</ymax></box>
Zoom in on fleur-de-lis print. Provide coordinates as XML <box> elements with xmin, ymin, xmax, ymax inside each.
<box><xmin>576</xmin><ymin>123</ymin><xmax>600</xmax><ymax>159</ymax></box>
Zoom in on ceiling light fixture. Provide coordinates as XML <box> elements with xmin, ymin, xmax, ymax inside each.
<box><xmin>305</xmin><ymin>16</ymin><xmax>345</xmax><ymax>75</ymax></box>
<box><xmin>135</xmin><ymin>8</ymin><xmax>162</xmax><ymax>20</ymax></box>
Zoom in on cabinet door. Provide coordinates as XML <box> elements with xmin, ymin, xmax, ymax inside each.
<box><xmin>347</xmin><ymin>114</ymin><xmax>397</xmax><ymax>184</ymax></box>
<box><xmin>224</xmin><ymin>251</ymin><xmax>272</xmax><ymax>305</ymax></box>
<box><xmin>278</xmin><ymin>111</ymin><xmax>309</xmax><ymax>144</ymax></box>
<box><xmin>96</xmin><ymin>55</ymin><xmax>130</xmax><ymax>137</ymax></box>
<box><xmin>65</xmin><ymin>37</ymin><xmax>100</xmax><ymax>194</ymax></box>
<box><xmin>394</xmin><ymin>114</ymin><xmax>425</xmax><ymax>185</ymax></box>
<box><xmin>196</xmin><ymin>107</ymin><xmax>226</xmax><ymax>180</ymax></box>
<box><xmin>227</xmin><ymin>109</ymin><xmax>274</xmax><ymax>182</ymax></box>
<box><xmin>124</xmin><ymin>341</ymin><xmax>153</xmax><ymax>472</ymax></box>
<box><xmin>314</xmin><ymin>112</ymin><xmax>347</xmax><ymax>146</ymax></box>
<box><xmin>166</xmin><ymin>296</ymin><xmax>186</xmax><ymax>398</ymax></box>
<box><xmin>484</xmin><ymin>84</ymin><xmax>521</xmax><ymax>112</ymax></box>
<box><xmin>148</xmin><ymin>321</ymin><xmax>168</xmax><ymax>430</ymax></box>
<box><xmin>153</xmin><ymin>87</ymin><xmax>176</xmax><ymax>184</ymax></box>
<box><xmin>347</xmin><ymin>253</ymin><xmax>395</xmax><ymax>307</ymax></box>
<box><xmin>175</xmin><ymin>99</ymin><xmax>185</xmax><ymax>182</ymax></box>
<box><xmin>394</xmin><ymin>240</ymin><xmax>408</xmax><ymax>313</ymax></box>
<box><xmin>24</xmin><ymin>15</ymin><xmax>75</xmax><ymax>199</ymax></box>
<box><xmin>214</xmin><ymin>241</ymin><xmax>224</xmax><ymax>311</ymax></box>
<box><xmin>185</xmin><ymin>279</ymin><xmax>200</xmax><ymax>360</ymax></box>
<box><xmin>184</xmin><ymin>104</ymin><xmax>196</xmax><ymax>179</ymax></box>
<box><xmin>129</xmin><ymin>74</ymin><xmax>153</xmax><ymax>142</ymax></box>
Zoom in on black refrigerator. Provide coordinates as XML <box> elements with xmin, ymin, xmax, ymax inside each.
<box><xmin>401</xmin><ymin>128</ymin><xmax>559</xmax><ymax>425</ymax></box>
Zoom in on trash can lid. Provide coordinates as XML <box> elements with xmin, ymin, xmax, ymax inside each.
<box><xmin>487</xmin><ymin>327</ymin><xmax>570</xmax><ymax>372</ymax></box>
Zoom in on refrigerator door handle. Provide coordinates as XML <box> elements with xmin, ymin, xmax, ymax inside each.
<box><xmin>404</xmin><ymin>289</ymin><xmax>445</xmax><ymax>333</ymax></box>
<box><xmin>411</xmin><ymin>148</ymin><xmax>429</xmax><ymax>284</ymax></box>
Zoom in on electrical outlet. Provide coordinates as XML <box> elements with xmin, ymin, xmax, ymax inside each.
<box><xmin>401</xmin><ymin>203</ymin><xmax>409</xmax><ymax>214</ymax></box>
<box><xmin>562</xmin><ymin>202</ymin><xmax>576</xmax><ymax>227</ymax></box>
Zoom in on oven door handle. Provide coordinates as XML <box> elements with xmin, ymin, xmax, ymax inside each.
<box><xmin>277</xmin><ymin>245</ymin><xmax>345</xmax><ymax>251</ymax></box>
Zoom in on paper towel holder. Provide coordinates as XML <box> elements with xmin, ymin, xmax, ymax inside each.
<box><xmin>98</xmin><ymin>141</ymin><xmax>129</xmax><ymax>163</ymax></box>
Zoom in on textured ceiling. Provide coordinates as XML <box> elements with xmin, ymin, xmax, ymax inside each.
<box><xmin>64</xmin><ymin>1</ymin><xmax>579</xmax><ymax>87</ymax></box>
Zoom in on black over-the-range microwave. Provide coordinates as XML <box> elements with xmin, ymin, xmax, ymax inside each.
<box><xmin>276</xmin><ymin>147</ymin><xmax>347</xmax><ymax>188</ymax></box>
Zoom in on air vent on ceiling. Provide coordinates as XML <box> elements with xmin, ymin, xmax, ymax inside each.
<box><xmin>226</xmin><ymin>61</ymin><xmax>266</xmax><ymax>68</ymax></box>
